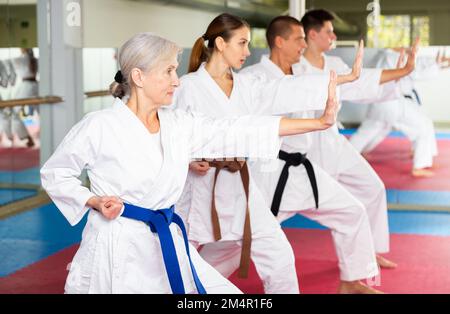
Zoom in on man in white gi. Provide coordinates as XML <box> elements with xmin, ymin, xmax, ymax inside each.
<box><xmin>297</xmin><ymin>9</ymin><xmax>421</xmax><ymax>268</ymax></box>
<box><xmin>0</xmin><ymin>49</ymin><xmax>37</xmax><ymax>147</ymax></box>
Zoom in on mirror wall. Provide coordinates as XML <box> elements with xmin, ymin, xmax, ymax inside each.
<box><xmin>0</xmin><ymin>0</ymin><xmax>40</xmax><ymax>206</ymax></box>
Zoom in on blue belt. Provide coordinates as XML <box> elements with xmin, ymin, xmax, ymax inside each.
<box><xmin>121</xmin><ymin>203</ymin><xmax>206</xmax><ymax>294</ymax></box>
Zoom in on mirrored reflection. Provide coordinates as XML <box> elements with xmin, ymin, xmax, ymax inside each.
<box><xmin>83</xmin><ymin>48</ymin><xmax>118</xmax><ymax>114</ymax></box>
<box><xmin>0</xmin><ymin>0</ymin><xmax>39</xmax><ymax>206</ymax></box>
<box><xmin>0</xmin><ymin>50</ymin><xmax>40</xmax><ymax>206</ymax></box>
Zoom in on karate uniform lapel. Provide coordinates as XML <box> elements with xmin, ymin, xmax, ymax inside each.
<box><xmin>138</xmin><ymin>109</ymin><xmax>183</xmax><ymax>208</ymax></box>
<box><xmin>115</xmin><ymin>100</ymin><xmax>178</xmax><ymax>207</ymax></box>
<box><xmin>260</xmin><ymin>55</ymin><xmax>286</xmax><ymax>78</ymax></box>
<box><xmin>196</xmin><ymin>64</ymin><xmax>249</xmax><ymax>117</ymax></box>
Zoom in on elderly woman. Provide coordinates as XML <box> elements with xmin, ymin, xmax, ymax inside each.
<box><xmin>40</xmin><ymin>32</ymin><xmax>337</xmax><ymax>294</ymax></box>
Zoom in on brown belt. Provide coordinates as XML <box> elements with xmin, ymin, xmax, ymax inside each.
<box><xmin>207</xmin><ymin>159</ymin><xmax>251</xmax><ymax>278</ymax></box>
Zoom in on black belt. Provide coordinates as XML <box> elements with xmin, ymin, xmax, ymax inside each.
<box><xmin>271</xmin><ymin>150</ymin><xmax>319</xmax><ymax>217</ymax></box>
<box><xmin>403</xmin><ymin>88</ymin><xmax>421</xmax><ymax>105</ymax></box>
<box><xmin>23</xmin><ymin>78</ymin><xmax>37</xmax><ymax>82</ymax></box>
<box><xmin>403</xmin><ymin>94</ymin><xmax>414</xmax><ymax>101</ymax></box>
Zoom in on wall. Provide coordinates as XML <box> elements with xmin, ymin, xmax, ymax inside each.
<box><xmin>429</xmin><ymin>11</ymin><xmax>450</xmax><ymax>45</ymax></box>
<box><xmin>0</xmin><ymin>5</ymin><xmax>37</xmax><ymax>48</ymax></box>
<box><xmin>83</xmin><ymin>0</ymin><xmax>223</xmax><ymax>48</ymax></box>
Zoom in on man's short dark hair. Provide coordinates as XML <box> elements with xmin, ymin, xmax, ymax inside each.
<box><xmin>266</xmin><ymin>15</ymin><xmax>302</xmax><ymax>49</ymax></box>
<box><xmin>300</xmin><ymin>9</ymin><xmax>335</xmax><ymax>38</ymax></box>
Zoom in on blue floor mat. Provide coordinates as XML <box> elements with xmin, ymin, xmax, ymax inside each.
<box><xmin>281</xmin><ymin>210</ymin><xmax>450</xmax><ymax>237</ymax></box>
<box><xmin>0</xmin><ymin>189</ymin><xmax>37</xmax><ymax>206</ymax></box>
<box><xmin>0</xmin><ymin>203</ymin><xmax>86</xmax><ymax>277</ymax></box>
<box><xmin>0</xmin><ymin>167</ymin><xmax>41</xmax><ymax>185</ymax></box>
<box><xmin>387</xmin><ymin>190</ymin><xmax>450</xmax><ymax>206</ymax></box>
<box><xmin>340</xmin><ymin>129</ymin><xmax>450</xmax><ymax>140</ymax></box>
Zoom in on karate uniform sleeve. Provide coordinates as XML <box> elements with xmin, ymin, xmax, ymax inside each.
<box><xmin>172</xmin><ymin>109</ymin><xmax>282</xmax><ymax>160</ymax></box>
<box><xmin>410</xmin><ymin>56</ymin><xmax>441</xmax><ymax>81</ymax></box>
<box><xmin>339</xmin><ymin>68</ymin><xmax>385</xmax><ymax>103</ymax></box>
<box><xmin>40</xmin><ymin>113</ymin><xmax>100</xmax><ymax>226</ymax></box>
<box><xmin>172</xmin><ymin>80</ymin><xmax>283</xmax><ymax>159</ymax></box>
<box><xmin>241</xmin><ymin>71</ymin><xmax>331</xmax><ymax>114</ymax></box>
<box><xmin>188</xmin><ymin>112</ymin><xmax>282</xmax><ymax>159</ymax></box>
<box><xmin>328</xmin><ymin>57</ymin><xmax>396</xmax><ymax>104</ymax></box>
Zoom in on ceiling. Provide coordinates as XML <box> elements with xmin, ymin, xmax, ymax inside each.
<box><xmin>129</xmin><ymin>0</ymin><xmax>289</xmax><ymax>27</ymax></box>
<box><xmin>130</xmin><ymin>0</ymin><xmax>359</xmax><ymax>34</ymax></box>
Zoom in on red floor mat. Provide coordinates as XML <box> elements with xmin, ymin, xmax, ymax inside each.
<box><xmin>0</xmin><ymin>148</ymin><xmax>40</xmax><ymax>171</ymax></box>
<box><xmin>2</xmin><ymin>229</ymin><xmax>450</xmax><ymax>294</ymax></box>
<box><xmin>0</xmin><ymin>245</ymin><xmax>76</xmax><ymax>294</ymax></box>
<box><xmin>230</xmin><ymin>229</ymin><xmax>450</xmax><ymax>294</ymax></box>
<box><xmin>365</xmin><ymin>138</ymin><xmax>450</xmax><ymax>191</ymax></box>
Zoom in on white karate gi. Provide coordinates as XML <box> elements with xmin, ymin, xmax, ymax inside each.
<box><xmin>0</xmin><ymin>53</ymin><xmax>37</xmax><ymax>140</ymax></box>
<box><xmin>40</xmin><ymin>97</ymin><xmax>285</xmax><ymax>294</ymax></box>
<box><xmin>11</xmin><ymin>54</ymin><xmax>39</xmax><ymax>99</ymax></box>
<box><xmin>198</xmin><ymin>56</ymin><xmax>382</xmax><ymax>282</ymax></box>
<box><xmin>350</xmin><ymin>50</ymin><xmax>438</xmax><ymax>169</ymax></box>
<box><xmin>293</xmin><ymin>55</ymin><xmax>391</xmax><ymax>255</ymax></box>
<box><xmin>0</xmin><ymin>61</ymin><xmax>8</xmax><ymax>137</ymax></box>
<box><xmin>174</xmin><ymin>63</ymin><xmax>332</xmax><ymax>293</ymax></box>
<box><xmin>0</xmin><ymin>60</ymin><xmax>8</xmax><ymax>89</ymax></box>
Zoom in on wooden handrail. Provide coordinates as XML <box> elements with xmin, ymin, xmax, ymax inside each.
<box><xmin>0</xmin><ymin>90</ymin><xmax>112</xmax><ymax>109</ymax></box>
<box><xmin>0</xmin><ymin>183</ymin><xmax>40</xmax><ymax>191</ymax></box>
<box><xmin>0</xmin><ymin>96</ymin><xmax>63</xmax><ymax>108</ymax></box>
<box><xmin>84</xmin><ymin>90</ymin><xmax>111</xmax><ymax>98</ymax></box>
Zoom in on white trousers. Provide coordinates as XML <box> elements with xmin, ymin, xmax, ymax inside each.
<box><xmin>177</xmin><ymin>168</ymin><xmax>300</xmax><ymax>294</ymax></box>
<box><xmin>66</xmin><ymin>244</ymin><xmax>243</xmax><ymax>295</ymax></box>
<box><xmin>308</xmin><ymin>129</ymin><xmax>390</xmax><ymax>254</ymax></box>
<box><xmin>189</xmin><ymin>248</ymin><xmax>243</xmax><ymax>294</ymax></box>
<box><xmin>0</xmin><ymin>108</ymin><xmax>30</xmax><ymax>139</ymax></box>
<box><xmin>201</xmin><ymin>160</ymin><xmax>379</xmax><ymax>282</ymax></box>
<box><xmin>195</xmin><ymin>224</ymin><xmax>299</xmax><ymax>294</ymax></box>
<box><xmin>64</xmin><ymin>213</ymin><xmax>243</xmax><ymax>294</ymax></box>
<box><xmin>0</xmin><ymin>80</ymin><xmax>39</xmax><ymax>140</ymax></box>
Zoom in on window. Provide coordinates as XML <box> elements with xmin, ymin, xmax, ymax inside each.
<box><xmin>367</xmin><ymin>15</ymin><xmax>430</xmax><ymax>48</ymax></box>
<box><xmin>412</xmin><ymin>16</ymin><xmax>430</xmax><ymax>46</ymax></box>
<box><xmin>251</xmin><ymin>28</ymin><xmax>268</xmax><ymax>49</ymax></box>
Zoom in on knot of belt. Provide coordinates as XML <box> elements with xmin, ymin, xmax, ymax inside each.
<box><xmin>206</xmin><ymin>159</ymin><xmax>252</xmax><ymax>278</ymax></box>
<box><xmin>271</xmin><ymin>150</ymin><xmax>319</xmax><ymax>217</ymax></box>
<box><xmin>281</xmin><ymin>151</ymin><xmax>307</xmax><ymax>167</ymax></box>
<box><xmin>121</xmin><ymin>203</ymin><xmax>206</xmax><ymax>294</ymax></box>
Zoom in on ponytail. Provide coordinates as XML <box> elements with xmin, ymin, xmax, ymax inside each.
<box><xmin>188</xmin><ymin>36</ymin><xmax>209</xmax><ymax>73</ymax></box>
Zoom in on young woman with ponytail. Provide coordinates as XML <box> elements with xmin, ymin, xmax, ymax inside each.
<box><xmin>173</xmin><ymin>13</ymin><xmax>344</xmax><ymax>294</ymax></box>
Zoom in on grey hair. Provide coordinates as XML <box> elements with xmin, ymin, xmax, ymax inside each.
<box><xmin>110</xmin><ymin>32</ymin><xmax>181</xmax><ymax>99</ymax></box>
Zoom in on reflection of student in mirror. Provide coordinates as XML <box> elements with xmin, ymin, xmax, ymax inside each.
<box><xmin>0</xmin><ymin>60</ymin><xmax>13</xmax><ymax>147</ymax></box>
<box><xmin>0</xmin><ymin>48</ymin><xmax>38</xmax><ymax>148</ymax></box>
<box><xmin>14</xmin><ymin>48</ymin><xmax>39</xmax><ymax>99</ymax></box>
<box><xmin>0</xmin><ymin>60</ymin><xmax>9</xmax><ymax>91</ymax></box>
